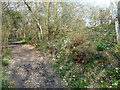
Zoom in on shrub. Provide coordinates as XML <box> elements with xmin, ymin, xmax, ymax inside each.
<box><xmin>71</xmin><ymin>31</ymin><xmax>88</xmax><ymax>47</ymax></box>
<box><xmin>72</xmin><ymin>44</ymin><xmax>97</xmax><ymax>65</ymax></box>
<box><xmin>71</xmin><ymin>43</ymin><xmax>110</xmax><ymax>65</ymax></box>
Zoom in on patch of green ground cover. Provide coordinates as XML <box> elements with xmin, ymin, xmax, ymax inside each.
<box><xmin>35</xmin><ymin>41</ymin><xmax>51</xmax><ymax>56</ymax></box>
<box><xmin>33</xmin><ymin>24</ymin><xmax>119</xmax><ymax>88</ymax></box>
<box><xmin>2</xmin><ymin>72</ymin><xmax>14</xmax><ymax>89</ymax></box>
<box><xmin>19</xmin><ymin>40</ymin><xmax>28</xmax><ymax>44</ymax></box>
<box><xmin>1</xmin><ymin>49</ymin><xmax>14</xmax><ymax>88</ymax></box>
<box><xmin>34</xmin><ymin>32</ymin><xmax>70</xmax><ymax>56</ymax></box>
<box><xmin>50</xmin><ymin>24</ymin><xmax>120</xmax><ymax>88</ymax></box>
<box><xmin>2</xmin><ymin>59</ymin><xmax>9</xmax><ymax>67</ymax></box>
<box><xmin>2</xmin><ymin>49</ymin><xmax>11</xmax><ymax>67</ymax></box>
<box><xmin>94</xmin><ymin>66</ymin><xmax>120</xmax><ymax>88</ymax></box>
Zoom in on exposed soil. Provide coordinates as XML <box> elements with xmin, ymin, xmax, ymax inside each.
<box><xmin>4</xmin><ymin>41</ymin><xmax>67</xmax><ymax>88</ymax></box>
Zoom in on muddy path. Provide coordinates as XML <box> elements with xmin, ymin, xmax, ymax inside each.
<box><xmin>5</xmin><ymin>41</ymin><xmax>67</xmax><ymax>88</ymax></box>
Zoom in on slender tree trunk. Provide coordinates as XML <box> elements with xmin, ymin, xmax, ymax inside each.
<box><xmin>0</xmin><ymin>2</ymin><xmax>2</xmax><ymax>65</ymax></box>
<box><xmin>44</xmin><ymin>2</ymin><xmax>50</xmax><ymax>41</ymax></box>
<box><xmin>100</xmin><ymin>9</ymin><xmax>103</xmax><ymax>25</ymax></box>
<box><xmin>23</xmin><ymin>0</ymin><xmax>43</xmax><ymax>41</ymax></box>
<box><xmin>109</xmin><ymin>0</ymin><xmax>113</xmax><ymax>24</ymax></box>
<box><xmin>116</xmin><ymin>1</ymin><xmax>120</xmax><ymax>45</ymax></box>
<box><xmin>35</xmin><ymin>1</ymin><xmax>42</xmax><ymax>41</ymax></box>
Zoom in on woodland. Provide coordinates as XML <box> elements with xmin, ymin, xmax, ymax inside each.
<box><xmin>1</xmin><ymin>0</ymin><xmax>120</xmax><ymax>88</ymax></box>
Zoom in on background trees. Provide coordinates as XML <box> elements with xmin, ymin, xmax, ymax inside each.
<box><xmin>2</xmin><ymin>3</ymin><xmax>22</xmax><ymax>54</ymax></box>
<box><xmin>2</xmin><ymin>1</ymin><xmax>118</xmax><ymax>54</ymax></box>
<box><xmin>115</xmin><ymin>1</ymin><xmax>120</xmax><ymax>45</ymax></box>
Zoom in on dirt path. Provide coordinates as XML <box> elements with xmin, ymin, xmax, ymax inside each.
<box><xmin>5</xmin><ymin>41</ymin><xmax>67</xmax><ymax>88</ymax></box>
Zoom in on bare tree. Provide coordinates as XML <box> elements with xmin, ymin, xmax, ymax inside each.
<box><xmin>44</xmin><ymin>2</ymin><xmax>50</xmax><ymax>41</ymax></box>
<box><xmin>109</xmin><ymin>0</ymin><xmax>113</xmax><ymax>24</ymax></box>
<box><xmin>23</xmin><ymin>0</ymin><xmax>43</xmax><ymax>41</ymax></box>
<box><xmin>115</xmin><ymin>1</ymin><xmax>120</xmax><ymax>45</ymax></box>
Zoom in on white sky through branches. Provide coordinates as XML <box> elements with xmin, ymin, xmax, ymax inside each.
<box><xmin>80</xmin><ymin>0</ymin><xmax>111</xmax><ymax>8</ymax></box>
<box><xmin>1</xmin><ymin>0</ymin><xmax>114</xmax><ymax>8</ymax></box>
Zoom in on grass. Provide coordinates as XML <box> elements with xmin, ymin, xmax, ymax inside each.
<box><xmin>19</xmin><ymin>40</ymin><xmax>28</xmax><ymax>44</ymax></box>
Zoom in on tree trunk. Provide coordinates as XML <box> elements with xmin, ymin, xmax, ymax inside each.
<box><xmin>116</xmin><ymin>1</ymin><xmax>120</xmax><ymax>45</ymax></box>
<box><xmin>23</xmin><ymin>0</ymin><xmax>43</xmax><ymax>41</ymax></box>
<box><xmin>109</xmin><ymin>0</ymin><xmax>113</xmax><ymax>24</ymax></box>
<box><xmin>44</xmin><ymin>2</ymin><xmax>50</xmax><ymax>41</ymax></box>
<box><xmin>0</xmin><ymin>2</ymin><xmax>2</xmax><ymax>68</ymax></box>
<box><xmin>35</xmin><ymin>1</ymin><xmax>42</xmax><ymax>41</ymax></box>
<box><xmin>100</xmin><ymin>9</ymin><xmax>103</xmax><ymax>25</ymax></box>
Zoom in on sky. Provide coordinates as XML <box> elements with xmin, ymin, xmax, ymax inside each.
<box><xmin>1</xmin><ymin>0</ymin><xmax>116</xmax><ymax>9</ymax></box>
<box><xmin>80</xmin><ymin>0</ymin><xmax>111</xmax><ymax>8</ymax></box>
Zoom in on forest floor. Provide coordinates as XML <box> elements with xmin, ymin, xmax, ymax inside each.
<box><xmin>4</xmin><ymin>41</ymin><xmax>67</xmax><ymax>88</ymax></box>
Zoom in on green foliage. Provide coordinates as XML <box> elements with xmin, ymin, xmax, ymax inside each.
<box><xmin>45</xmin><ymin>52</ymin><xmax>50</xmax><ymax>56</ymax></box>
<box><xmin>96</xmin><ymin>43</ymin><xmax>106</xmax><ymax>51</ymax></box>
<box><xmin>5</xmin><ymin>9</ymin><xmax>22</xmax><ymax>27</ymax></box>
<box><xmin>2</xmin><ymin>59</ymin><xmax>9</xmax><ymax>67</ymax></box>
<box><xmin>35</xmin><ymin>42</ymin><xmax>49</xmax><ymax>52</ymax></box>
<box><xmin>2</xmin><ymin>75</ymin><xmax>14</xmax><ymax>89</ymax></box>
<box><xmin>2</xmin><ymin>80</ymin><xmax>12</xmax><ymax>89</ymax></box>
<box><xmin>1</xmin><ymin>49</ymin><xmax>14</xmax><ymax>88</ymax></box>
<box><xmin>96</xmin><ymin>66</ymin><xmax>120</xmax><ymax>88</ymax></box>
<box><xmin>2</xmin><ymin>8</ymin><xmax>22</xmax><ymax>54</ymax></box>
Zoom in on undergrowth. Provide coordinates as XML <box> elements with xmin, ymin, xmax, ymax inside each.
<box><xmin>50</xmin><ymin>24</ymin><xmax>120</xmax><ymax>88</ymax></box>
<box><xmin>1</xmin><ymin>49</ymin><xmax>14</xmax><ymax>88</ymax></box>
<box><xmin>34</xmin><ymin>24</ymin><xmax>120</xmax><ymax>88</ymax></box>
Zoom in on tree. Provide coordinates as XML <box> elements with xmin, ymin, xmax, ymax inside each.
<box><xmin>109</xmin><ymin>0</ymin><xmax>113</xmax><ymax>24</ymax></box>
<box><xmin>89</xmin><ymin>7</ymin><xmax>100</xmax><ymax>27</ymax></box>
<box><xmin>44</xmin><ymin>2</ymin><xmax>50</xmax><ymax>41</ymax></box>
<box><xmin>115</xmin><ymin>1</ymin><xmax>120</xmax><ymax>45</ymax></box>
<box><xmin>23</xmin><ymin>0</ymin><xmax>43</xmax><ymax>41</ymax></box>
<box><xmin>2</xmin><ymin>4</ymin><xmax>22</xmax><ymax>54</ymax></box>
